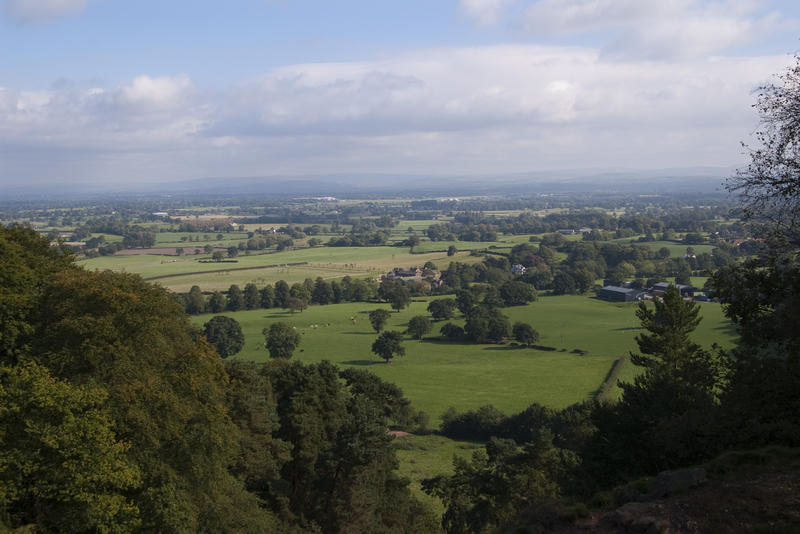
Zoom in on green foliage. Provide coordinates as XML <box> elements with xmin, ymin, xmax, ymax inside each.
<box><xmin>0</xmin><ymin>361</ymin><xmax>141</xmax><ymax>533</ymax></box>
<box><xmin>439</xmin><ymin>322</ymin><xmax>465</xmax><ymax>340</ymax></box>
<box><xmin>372</xmin><ymin>331</ymin><xmax>406</xmax><ymax>363</ymax></box>
<box><xmin>186</xmin><ymin>285</ymin><xmax>206</xmax><ymax>314</ymax></box>
<box><xmin>260</xmin><ymin>285</ymin><xmax>275</xmax><ymax>308</ymax></box>
<box><xmin>498</xmin><ymin>280</ymin><xmax>537</xmax><ymax>306</ymax></box>
<box><xmin>464</xmin><ymin>308</ymin><xmax>511</xmax><ymax>344</ymax></box>
<box><xmin>264</xmin><ymin>322</ymin><xmax>301</xmax><ymax>359</ymax></box>
<box><xmin>204</xmin><ymin>315</ymin><xmax>245</xmax><ymax>358</ymax></box>
<box><xmin>0</xmin><ymin>226</ymin><xmax>274</xmax><ymax>533</ymax></box>
<box><xmin>440</xmin><ymin>404</ymin><xmax>505</xmax><ymax>441</ymax></box>
<box><xmin>423</xmin><ymin>431</ymin><xmax>576</xmax><ymax>534</ymax></box>
<box><xmin>369</xmin><ymin>308</ymin><xmax>391</xmax><ymax>333</ymax></box>
<box><xmin>631</xmin><ymin>285</ymin><xmax>702</xmax><ymax>371</ymax></box>
<box><xmin>274</xmin><ymin>280</ymin><xmax>290</xmax><ymax>308</ymax></box>
<box><xmin>407</xmin><ymin>315</ymin><xmax>431</xmax><ymax>340</ymax></box>
<box><xmin>339</xmin><ymin>367</ymin><xmax>424</xmax><ymax>430</ymax></box>
<box><xmin>28</xmin><ymin>268</ymin><xmax>266</xmax><ymax>532</ymax></box>
<box><xmin>0</xmin><ymin>225</ymin><xmax>74</xmax><ymax>364</ymax></box>
<box><xmin>244</xmin><ymin>283</ymin><xmax>260</xmax><ymax>310</ymax></box>
<box><xmin>583</xmin><ymin>284</ymin><xmax>726</xmax><ymax>489</ymax></box>
<box><xmin>552</xmin><ymin>270</ymin><xmax>578</xmax><ymax>295</ymax></box>
<box><xmin>512</xmin><ymin>322</ymin><xmax>540</xmax><ymax>347</ymax></box>
<box><xmin>312</xmin><ymin>277</ymin><xmax>333</xmax><ymax>305</ymax></box>
<box><xmin>427</xmin><ymin>298</ymin><xmax>456</xmax><ymax>321</ymax></box>
<box><xmin>455</xmin><ymin>289</ymin><xmax>477</xmax><ymax>317</ymax></box>
<box><xmin>208</xmin><ymin>290</ymin><xmax>226</xmax><ymax>313</ymax></box>
<box><xmin>390</xmin><ymin>287</ymin><xmax>411</xmax><ymax>312</ymax></box>
<box><xmin>253</xmin><ymin>360</ymin><xmax>435</xmax><ymax>533</ymax></box>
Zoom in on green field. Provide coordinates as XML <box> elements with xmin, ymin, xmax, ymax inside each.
<box><xmin>191</xmin><ymin>295</ymin><xmax>736</xmax><ymax>420</ymax></box>
<box><xmin>154</xmin><ymin>231</ymin><xmax>250</xmax><ymax>247</ymax></box>
<box><xmin>609</xmin><ymin>238</ymin><xmax>717</xmax><ymax>257</ymax></box>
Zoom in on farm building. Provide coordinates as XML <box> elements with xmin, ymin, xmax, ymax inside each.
<box><xmin>651</xmin><ymin>282</ymin><xmax>696</xmax><ymax>298</ymax></box>
<box><xmin>598</xmin><ymin>285</ymin><xmax>644</xmax><ymax>302</ymax></box>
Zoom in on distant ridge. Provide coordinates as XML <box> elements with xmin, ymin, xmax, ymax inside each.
<box><xmin>3</xmin><ymin>167</ymin><xmax>733</xmax><ymax>201</ymax></box>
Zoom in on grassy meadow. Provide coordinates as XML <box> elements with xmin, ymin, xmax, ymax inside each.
<box><xmin>190</xmin><ymin>295</ymin><xmax>736</xmax><ymax>420</ymax></box>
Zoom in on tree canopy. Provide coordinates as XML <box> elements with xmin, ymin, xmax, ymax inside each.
<box><xmin>369</xmin><ymin>308</ymin><xmax>391</xmax><ymax>333</ymax></box>
<box><xmin>204</xmin><ymin>315</ymin><xmax>245</xmax><ymax>358</ymax></box>
<box><xmin>264</xmin><ymin>322</ymin><xmax>301</xmax><ymax>359</ymax></box>
<box><xmin>631</xmin><ymin>285</ymin><xmax>702</xmax><ymax>372</ymax></box>
<box><xmin>407</xmin><ymin>315</ymin><xmax>431</xmax><ymax>340</ymax></box>
<box><xmin>371</xmin><ymin>331</ymin><xmax>405</xmax><ymax>363</ymax></box>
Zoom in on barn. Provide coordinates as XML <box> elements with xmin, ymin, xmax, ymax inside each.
<box><xmin>598</xmin><ymin>285</ymin><xmax>644</xmax><ymax>302</ymax></box>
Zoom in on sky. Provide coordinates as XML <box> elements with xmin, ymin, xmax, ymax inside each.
<box><xmin>1</xmin><ymin>0</ymin><xmax>800</xmax><ymax>187</ymax></box>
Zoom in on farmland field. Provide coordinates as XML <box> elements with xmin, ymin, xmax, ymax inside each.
<box><xmin>608</xmin><ymin>237</ymin><xmax>717</xmax><ymax>256</ymax></box>
<box><xmin>78</xmin><ymin>246</ymin><xmax>483</xmax><ymax>291</ymax></box>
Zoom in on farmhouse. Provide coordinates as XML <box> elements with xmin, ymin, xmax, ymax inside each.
<box><xmin>597</xmin><ymin>285</ymin><xmax>645</xmax><ymax>302</ymax></box>
<box><xmin>383</xmin><ymin>267</ymin><xmax>423</xmax><ymax>279</ymax></box>
<box><xmin>511</xmin><ymin>264</ymin><xmax>526</xmax><ymax>275</ymax></box>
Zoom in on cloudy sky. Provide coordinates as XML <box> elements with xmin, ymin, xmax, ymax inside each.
<box><xmin>1</xmin><ymin>0</ymin><xmax>799</xmax><ymax>187</ymax></box>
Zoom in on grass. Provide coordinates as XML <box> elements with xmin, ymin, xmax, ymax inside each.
<box><xmin>191</xmin><ymin>295</ymin><xmax>736</xmax><ymax>420</ymax></box>
<box><xmin>154</xmin><ymin>231</ymin><xmax>250</xmax><ymax>246</ymax></box>
<box><xmin>608</xmin><ymin>238</ymin><xmax>717</xmax><ymax>257</ymax></box>
<box><xmin>78</xmin><ymin>247</ymin><xmax>482</xmax><ymax>291</ymax></box>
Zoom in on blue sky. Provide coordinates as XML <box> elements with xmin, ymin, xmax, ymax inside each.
<box><xmin>2</xmin><ymin>0</ymin><xmax>800</xmax><ymax>186</ymax></box>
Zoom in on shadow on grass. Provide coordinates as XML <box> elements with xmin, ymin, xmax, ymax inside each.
<box><xmin>341</xmin><ymin>360</ymin><xmax>384</xmax><ymax>366</ymax></box>
<box><xmin>714</xmin><ymin>323</ymin><xmax>738</xmax><ymax>336</ymax></box>
<box><xmin>421</xmin><ymin>338</ymin><xmax>470</xmax><ymax>345</ymax></box>
<box><xmin>339</xmin><ymin>331</ymin><xmax>375</xmax><ymax>335</ymax></box>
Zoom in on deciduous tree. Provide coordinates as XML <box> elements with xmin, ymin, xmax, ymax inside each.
<box><xmin>407</xmin><ymin>315</ymin><xmax>431</xmax><ymax>340</ymax></box>
<box><xmin>204</xmin><ymin>315</ymin><xmax>245</xmax><ymax>358</ymax></box>
<box><xmin>372</xmin><ymin>331</ymin><xmax>405</xmax><ymax>363</ymax></box>
<box><xmin>264</xmin><ymin>322</ymin><xmax>301</xmax><ymax>359</ymax></box>
<box><xmin>427</xmin><ymin>298</ymin><xmax>456</xmax><ymax>320</ymax></box>
<box><xmin>369</xmin><ymin>308</ymin><xmax>391</xmax><ymax>333</ymax></box>
<box><xmin>512</xmin><ymin>322</ymin><xmax>539</xmax><ymax>347</ymax></box>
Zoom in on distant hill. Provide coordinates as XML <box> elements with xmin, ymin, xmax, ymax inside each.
<box><xmin>2</xmin><ymin>167</ymin><xmax>733</xmax><ymax>201</ymax></box>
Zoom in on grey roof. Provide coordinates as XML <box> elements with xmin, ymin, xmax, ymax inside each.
<box><xmin>600</xmin><ymin>285</ymin><xmax>638</xmax><ymax>294</ymax></box>
<box><xmin>653</xmin><ymin>282</ymin><xmax>693</xmax><ymax>291</ymax></box>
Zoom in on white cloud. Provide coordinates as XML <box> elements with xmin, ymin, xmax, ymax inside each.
<box><xmin>460</xmin><ymin>0</ymin><xmax>516</xmax><ymax>26</ymax></box>
<box><xmin>119</xmin><ymin>75</ymin><xmax>193</xmax><ymax>108</ymax></box>
<box><xmin>0</xmin><ymin>47</ymin><xmax>794</xmax><ymax>184</ymax></box>
<box><xmin>462</xmin><ymin>0</ymin><xmax>789</xmax><ymax>60</ymax></box>
<box><xmin>2</xmin><ymin>0</ymin><xmax>90</xmax><ymax>23</ymax></box>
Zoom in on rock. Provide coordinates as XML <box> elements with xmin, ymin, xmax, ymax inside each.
<box><xmin>647</xmin><ymin>519</ymin><xmax>675</xmax><ymax>534</ymax></box>
<box><xmin>645</xmin><ymin>468</ymin><xmax>707</xmax><ymax>500</ymax></box>
<box><xmin>631</xmin><ymin>514</ymin><xmax>659</xmax><ymax>531</ymax></box>
<box><xmin>606</xmin><ymin>503</ymin><xmax>677</xmax><ymax>533</ymax></box>
<box><xmin>615</xmin><ymin>485</ymin><xmax>644</xmax><ymax>505</ymax></box>
<box><xmin>609</xmin><ymin>502</ymin><xmax>651</xmax><ymax>526</ymax></box>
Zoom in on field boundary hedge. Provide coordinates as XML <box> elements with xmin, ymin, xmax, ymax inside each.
<box><xmin>593</xmin><ymin>355</ymin><xmax>628</xmax><ymax>400</ymax></box>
